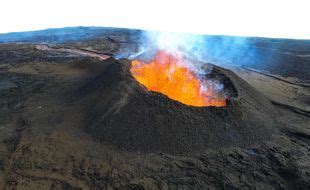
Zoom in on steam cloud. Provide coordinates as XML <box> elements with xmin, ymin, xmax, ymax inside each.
<box><xmin>122</xmin><ymin>31</ymin><xmax>214</xmax><ymax>75</ymax></box>
<box><xmin>117</xmin><ymin>30</ymin><xmax>258</xmax><ymax>71</ymax></box>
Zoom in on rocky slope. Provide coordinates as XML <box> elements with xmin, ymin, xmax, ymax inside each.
<box><xmin>0</xmin><ymin>30</ymin><xmax>309</xmax><ymax>189</ymax></box>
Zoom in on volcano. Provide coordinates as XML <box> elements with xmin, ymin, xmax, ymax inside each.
<box><xmin>1</xmin><ymin>29</ymin><xmax>309</xmax><ymax>189</ymax></box>
<box><xmin>78</xmin><ymin>54</ymin><xmax>276</xmax><ymax>154</ymax></box>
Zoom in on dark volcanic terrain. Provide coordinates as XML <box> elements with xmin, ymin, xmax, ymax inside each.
<box><xmin>0</xmin><ymin>27</ymin><xmax>309</xmax><ymax>189</ymax></box>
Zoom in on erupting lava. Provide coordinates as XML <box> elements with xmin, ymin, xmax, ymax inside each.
<box><xmin>130</xmin><ymin>51</ymin><xmax>227</xmax><ymax>107</ymax></box>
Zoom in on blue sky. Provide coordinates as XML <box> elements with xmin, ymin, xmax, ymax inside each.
<box><xmin>1</xmin><ymin>0</ymin><xmax>309</xmax><ymax>39</ymax></box>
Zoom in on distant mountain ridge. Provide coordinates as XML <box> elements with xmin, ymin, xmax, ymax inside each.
<box><xmin>0</xmin><ymin>26</ymin><xmax>137</xmax><ymax>43</ymax></box>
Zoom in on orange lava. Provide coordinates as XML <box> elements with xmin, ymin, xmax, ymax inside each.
<box><xmin>130</xmin><ymin>50</ymin><xmax>227</xmax><ymax>107</ymax></box>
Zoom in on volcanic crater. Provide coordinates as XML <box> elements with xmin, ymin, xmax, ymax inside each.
<box><xmin>79</xmin><ymin>56</ymin><xmax>276</xmax><ymax>154</ymax></box>
<box><xmin>130</xmin><ymin>50</ymin><xmax>231</xmax><ymax>107</ymax></box>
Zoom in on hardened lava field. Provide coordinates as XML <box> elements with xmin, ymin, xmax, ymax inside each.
<box><xmin>0</xmin><ymin>28</ymin><xmax>309</xmax><ymax>189</ymax></box>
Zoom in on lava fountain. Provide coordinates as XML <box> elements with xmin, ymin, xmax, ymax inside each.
<box><xmin>130</xmin><ymin>50</ymin><xmax>227</xmax><ymax>107</ymax></box>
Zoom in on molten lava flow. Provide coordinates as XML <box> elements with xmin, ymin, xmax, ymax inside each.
<box><xmin>130</xmin><ymin>50</ymin><xmax>227</xmax><ymax>107</ymax></box>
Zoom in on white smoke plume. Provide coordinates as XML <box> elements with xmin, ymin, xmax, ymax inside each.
<box><xmin>127</xmin><ymin>31</ymin><xmax>214</xmax><ymax>76</ymax></box>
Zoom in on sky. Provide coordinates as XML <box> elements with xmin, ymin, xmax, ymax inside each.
<box><xmin>1</xmin><ymin>0</ymin><xmax>310</xmax><ymax>39</ymax></box>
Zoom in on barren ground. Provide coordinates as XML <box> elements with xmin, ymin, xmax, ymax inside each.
<box><xmin>0</xmin><ymin>28</ymin><xmax>309</xmax><ymax>189</ymax></box>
